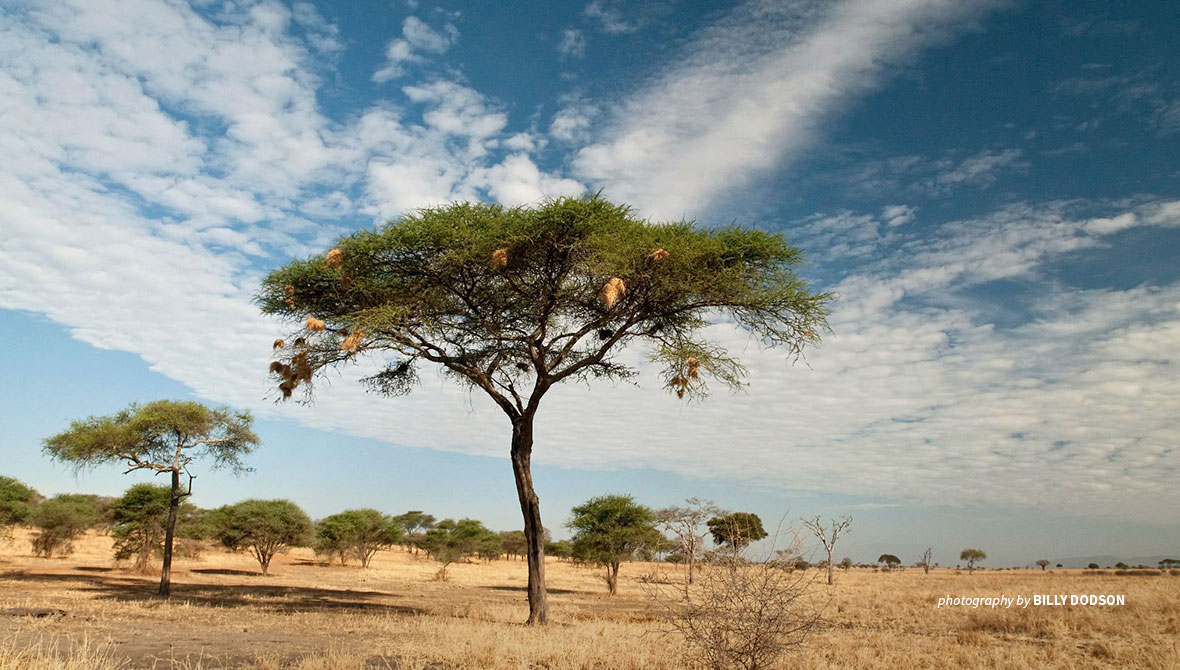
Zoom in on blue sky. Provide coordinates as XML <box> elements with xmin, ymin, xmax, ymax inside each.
<box><xmin>1</xmin><ymin>0</ymin><xmax>1178</xmax><ymax>567</ymax></box>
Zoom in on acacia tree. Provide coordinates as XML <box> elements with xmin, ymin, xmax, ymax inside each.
<box><xmin>111</xmin><ymin>483</ymin><xmax>197</xmax><ymax>573</ymax></box>
<box><xmin>316</xmin><ymin>509</ymin><xmax>403</xmax><ymax>567</ymax></box>
<box><xmin>211</xmin><ymin>499</ymin><xmax>313</xmax><ymax>575</ymax></box>
<box><xmin>801</xmin><ymin>515</ymin><xmax>851</xmax><ymax>585</ymax></box>
<box><xmin>423</xmin><ymin>518</ymin><xmax>501</xmax><ymax>580</ymax></box>
<box><xmin>0</xmin><ymin>476</ymin><xmax>40</xmax><ymax>537</ymax></box>
<box><xmin>1035</xmin><ymin>559</ymin><xmax>1050</xmax><ymax>571</ymax></box>
<box><xmin>43</xmin><ymin>400</ymin><xmax>257</xmax><ymax>597</ymax></box>
<box><xmin>707</xmin><ymin>512</ymin><xmax>769</xmax><ymax>554</ymax></box>
<box><xmin>877</xmin><ymin>554</ymin><xmax>901</xmax><ymax>572</ymax></box>
<box><xmin>960</xmin><ymin>548</ymin><xmax>986</xmax><ymax>574</ymax></box>
<box><xmin>656</xmin><ymin>498</ymin><xmax>720</xmax><ymax>585</ymax></box>
<box><xmin>568</xmin><ymin>494</ymin><xmax>660</xmax><ymax>595</ymax></box>
<box><xmin>256</xmin><ymin>197</ymin><xmax>830</xmax><ymax>623</ymax></box>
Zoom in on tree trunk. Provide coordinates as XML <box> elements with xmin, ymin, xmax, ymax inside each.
<box><xmin>827</xmin><ymin>548</ymin><xmax>834</xmax><ymax>585</ymax></box>
<box><xmin>687</xmin><ymin>552</ymin><xmax>695</xmax><ymax>585</ymax></box>
<box><xmin>158</xmin><ymin>468</ymin><xmax>180</xmax><ymax>598</ymax></box>
<box><xmin>607</xmin><ymin>562</ymin><xmax>619</xmax><ymax>595</ymax></box>
<box><xmin>511</xmin><ymin>417</ymin><xmax>548</xmax><ymax>625</ymax></box>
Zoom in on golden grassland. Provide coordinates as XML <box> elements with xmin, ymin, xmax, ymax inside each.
<box><xmin>1</xmin><ymin>529</ymin><xmax>1177</xmax><ymax>669</ymax></box>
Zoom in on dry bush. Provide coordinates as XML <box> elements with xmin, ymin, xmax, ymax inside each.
<box><xmin>651</xmin><ymin>535</ymin><xmax>823</xmax><ymax>670</ymax></box>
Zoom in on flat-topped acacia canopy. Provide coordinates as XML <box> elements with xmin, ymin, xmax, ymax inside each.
<box><xmin>257</xmin><ymin>196</ymin><xmax>830</xmax><ymax>624</ymax></box>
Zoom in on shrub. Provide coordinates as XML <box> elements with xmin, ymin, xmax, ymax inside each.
<box><xmin>0</xmin><ymin>475</ymin><xmax>40</xmax><ymax>536</ymax></box>
<box><xmin>423</xmin><ymin>518</ymin><xmax>501</xmax><ymax>580</ymax></box>
<box><xmin>209</xmin><ymin>499</ymin><xmax>313</xmax><ymax>575</ymax></box>
<box><xmin>30</xmin><ymin>495</ymin><xmax>101</xmax><ymax>557</ymax></box>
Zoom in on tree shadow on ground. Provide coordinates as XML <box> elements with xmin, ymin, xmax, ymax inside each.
<box><xmin>479</xmin><ymin>585</ymin><xmax>581</xmax><ymax>595</ymax></box>
<box><xmin>0</xmin><ymin>570</ymin><xmax>427</xmax><ymax>615</ymax></box>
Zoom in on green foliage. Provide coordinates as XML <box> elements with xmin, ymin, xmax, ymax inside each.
<box><xmin>423</xmin><ymin>519</ymin><xmax>502</xmax><ymax>578</ymax></box>
<box><xmin>209</xmin><ymin>499</ymin><xmax>313</xmax><ymax>575</ymax></box>
<box><xmin>392</xmin><ymin>510</ymin><xmax>436</xmax><ymax>535</ymax></box>
<box><xmin>499</xmin><ymin>530</ymin><xmax>528</xmax><ymax>559</ymax></box>
<box><xmin>43</xmin><ymin>400</ymin><xmax>258</xmax><ymax>475</ymax></box>
<box><xmin>960</xmin><ymin>548</ymin><xmax>986</xmax><ymax>573</ymax></box>
<box><xmin>706</xmin><ymin>512</ymin><xmax>768</xmax><ymax>552</ymax></box>
<box><xmin>0</xmin><ymin>475</ymin><xmax>41</xmax><ymax>531</ymax></box>
<box><xmin>315</xmin><ymin>509</ymin><xmax>404</xmax><ymax>567</ymax></box>
<box><xmin>877</xmin><ymin>554</ymin><xmax>901</xmax><ymax>569</ymax></box>
<box><xmin>110</xmin><ymin>483</ymin><xmax>199</xmax><ymax>571</ymax></box>
<box><xmin>568</xmin><ymin>495</ymin><xmax>660</xmax><ymax>594</ymax></box>
<box><xmin>258</xmin><ymin>196</ymin><xmax>830</xmax><ymax>407</ymax></box>
<box><xmin>30</xmin><ymin>494</ymin><xmax>101</xmax><ymax>557</ymax></box>
<box><xmin>544</xmin><ymin>539</ymin><xmax>573</xmax><ymax>559</ymax></box>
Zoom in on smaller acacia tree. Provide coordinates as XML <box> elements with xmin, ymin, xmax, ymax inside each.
<box><xmin>30</xmin><ymin>495</ymin><xmax>101</xmax><ymax>557</ymax></box>
<box><xmin>499</xmin><ymin>530</ymin><xmax>528</xmax><ymax>560</ymax></box>
<box><xmin>316</xmin><ymin>509</ymin><xmax>403</xmax><ymax>567</ymax></box>
<box><xmin>960</xmin><ymin>548</ymin><xmax>986</xmax><ymax>574</ymax></box>
<box><xmin>111</xmin><ymin>483</ymin><xmax>197</xmax><ymax>573</ymax></box>
<box><xmin>657</xmin><ymin>498</ymin><xmax>721</xmax><ymax>585</ymax></box>
<box><xmin>707</xmin><ymin>512</ymin><xmax>768</xmax><ymax>555</ymax></box>
<box><xmin>0</xmin><ymin>476</ymin><xmax>40</xmax><ymax>538</ymax></box>
<box><xmin>423</xmin><ymin>518</ymin><xmax>501</xmax><ymax>580</ymax></box>
<box><xmin>1035</xmin><ymin>559</ymin><xmax>1050</xmax><ymax>571</ymax></box>
<box><xmin>43</xmin><ymin>401</ymin><xmax>257</xmax><ymax>596</ymax></box>
<box><xmin>211</xmin><ymin>499</ymin><xmax>312</xmax><ymax>575</ymax></box>
<box><xmin>917</xmin><ymin>547</ymin><xmax>933</xmax><ymax>574</ymax></box>
<box><xmin>801</xmin><ymin>516</ymin><xmax>851</xmax><ymax>586</ymax></box>
<box><xmin>393</xmin><ymin>511</ymin><xmax>436</xmax><ymax>553</ymax></box>
<box><xmin>569</xmin><ymin>495</ymin><xmax>660</xmax><ymax>595</ymax></box>
<box><xmin>839</xmin><ymin>557</ymin><xmax>853</xmax><ymax>570</ymax></box>
<box><xmin>877</xmin><ymin>554</ymin><xmax>901</xmax><ymax>572</ymax></box>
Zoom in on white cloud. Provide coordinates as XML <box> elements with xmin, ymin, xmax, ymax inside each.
<box><xmin>549</xmin><ymin>104</ymin><xmax>597</xmax><ymax>143</ymax></box>
<box><xmin>934</xmin><ymin>148</ymin><xmax>1025</xmax><ymax>187</ymax></box>
<box><xmin>573</xmin><ymin>0</ymin><xmax>1002</xmax><ymax>219</ymax></box>
<box><xmin>472</xmin><ymin>154</ymin><xmax>585</xmax><ymax>206</ymax></box>
<box><xmin>584</xmin><ymin>1</ymin><xmax>637</xmax><ymax>34</ymax></box>
<box><xmin>558</xmin><ymin>28</ymin><xmax>587</xmax><ymax>58</ymax></box>
<box><xmin>882</xmin><ymin>204</ymin><xmax>917</xmax><ymax>227</ymax></box>
<box><xmin>373</xmin><ymin>16</ymin><xmax>457</xmax><ymax>83</ymax></box>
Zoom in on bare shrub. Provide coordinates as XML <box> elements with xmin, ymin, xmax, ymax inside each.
<box><xmin>650</xmin><ymin>531</ymin><xmax>823</xmax><ymax>670</ymax></box>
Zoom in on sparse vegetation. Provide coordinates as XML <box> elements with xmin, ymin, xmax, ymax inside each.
<box><xmin>29</xmin><ymin>494</ymin><xmax>101</xmax><ymax>557</ymax></box>
<box><xmin>423</xmin><ymin>518</ymin><xmax>502</xmax><ymax>580</ymax></box>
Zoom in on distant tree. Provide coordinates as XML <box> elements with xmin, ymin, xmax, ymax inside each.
<box><xmin>1035</xmin><ymin>559</ymin><xmax>1050</xmax><ymax>571</ymax></box>
<box><xmin>917</xmin><ymin>547</ymin><xmax>933</xmax><ymax>575</ymax></box>
<box><xmin>1115</xmin><ymin>561</ymin><xmax>1129</xmax><ymax>570</ymax></box>
<box><xmin>1088</xmin><ymin>562</ymin><xmax>1100</xmax><ymax>569</ymax></box>
<box><xmin>316</xmin><ymin>509</ymin><xmax>403</xmax><ymax>567</ymax></box>
<box><xmin>801</xmin><ymin>515</ymin><xmax>851</xmax><ymax>585</ymax></box>
<box><xmin>111</xmin><ymin>483</ymin><xmax>198</xmax><ymax>572</ymax></box>
<box><xmin>258</xmin><ymin>197</ymin><xmax>831</xmax><ymax>623</ymax></box>
<box><xmin>43</xmin><ymin>400</ymin><xmax>257</xmax><ymax>596</ymax></box>
<box><xmin>877</xmin><ymin>554</ymin><xmax>901</xmax><ymax>572</ymax></box>
<box><xmin>393</xmin><ymin>511</ymin><xmax>436</xmax><ymax>552</ymax></box>
<box><xmin>707</xmin><ymin>512</ymin><xmax>768</xmax><ymax>554</ymax></box>
<box><xmin>656</xmin><ymin>498</ymin><xmax>721</xmax><ymax>585</ymax></box>
<box><xmin>960</xmin><ymin>548</ymin><xmax>986</xmax><ymax>574</ymax></box>
<box><xmin>545</xmin><ymin>539</ymin><xmax>573</xmax><ymax>560</ymax></box>
<box><xmin>210</xmin><ymin>499</ymin><xmax>312</xmax><ymax>575</ymax></box>
<box><xmin>0</xmin><ymin>475</ymin><xmax>41</xmax><ymax>536</ymax></box>
<box><xmin>499</xmin><ymin>530</ymin><xmax>528</xmax><ymax>561</ymax></box>
<box><xmin>568</xmin><ymin>495</ymin><xmax>660</xmax><ymax>595</ymax></box>
<box><xmin>839</xmin><ymin>557</ymin><xmax>853</xmax><ymax>570</ymax></box>
<box><xmin>1160</xmin><ymin>559</ymin><xmax>1179</xmax><ymax>569</ymax></box>
<box><xmin>423</xmin><ymin>518</ymin><xmax>501</xmax><ymax>579</ymax></box>
<box><xmin>30</xmin><ymin>495</ymin><xmax>101</xmax><ymax>557</ymax></box>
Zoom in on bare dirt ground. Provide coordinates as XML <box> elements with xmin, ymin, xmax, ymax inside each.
<box><xmin>1</xmin><ymin>530</ymin><xmax>1178</xmax><ymax>669</ymax></box>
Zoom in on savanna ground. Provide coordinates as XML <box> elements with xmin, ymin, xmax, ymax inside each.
<box><xmin>1</xmin><ymin>529</ymin><xmax>1177</xmax><ymax>669</ymax></box>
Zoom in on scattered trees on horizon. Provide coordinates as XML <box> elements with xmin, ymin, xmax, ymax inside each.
<box><xmin>707</xmin><ymin>512</ymin><xmax>768</xmax><ymax>554</ymax></box>
<box><xmin>42</xmin><ymin>400</ymin><xmax>258</xmax><ymax>596</ymax></box>
<box><xmin>960</xmin><ymin>548</ymin><xmax>986</xmax><ymax>574</ymax></box>
<box><xmin>209</xmin><ymin>499</ymin><xmax>313</xmax><ymax>575</ymax></box>
<box><xmin>257</xmin><ymin>196</ymin><xmax>831</xmax><ymax>623</ymax></box>
<box><xmin>801</xmin><ymin>515</ymin><xmax>851</xmax><ymax>585</ymax></box>
<box><xmin>568</xmin><ymin>495</ymin><xmax>660</xmax><ymax>595</ymax></box>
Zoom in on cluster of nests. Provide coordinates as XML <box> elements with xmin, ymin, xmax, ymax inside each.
<box><xmin>667</xmin><ymin>357</ymin><xmax>701</xmax><ymax>399</ymax></box>
<box><xmin>269</xmin><ymin>340</ymin><xmax>311</xmax><ymax>399</ymax></box>
<box><xmin>489</xmin><ymin>246</ymin><xmax>670</xmax><ymax>309</ymax></box>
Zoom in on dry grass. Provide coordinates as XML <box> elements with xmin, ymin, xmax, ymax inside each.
<box><xmin>1</xmin><ymin>530</ymin><xmax>1178</xmax><ymax>669</ymax></box>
